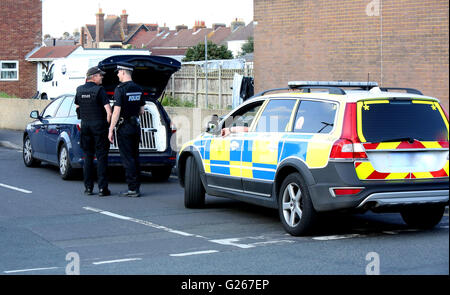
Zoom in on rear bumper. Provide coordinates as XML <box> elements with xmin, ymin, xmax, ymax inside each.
<box><xmin>108</xmin><ymin>151</ymin><xmax>176</xmax><ymax>167</ymax></box>
<box><xmin>308</xmin><ymin>161</ymin><xmax>449</xmax><ymax>212</ymax></box>
<box><xmin>357</xmin><ymin>190</ymin><xmax>449</xmax><ymax>208</ymax></box>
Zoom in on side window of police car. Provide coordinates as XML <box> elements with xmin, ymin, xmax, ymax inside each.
<box><xmin>293</xmin><ymin>100</ymin><xmax>337</xmax><ymax>133</ymax></box>
<box><xmin>254</xmin><ymin>99</ymin><xmax>297</xmax><ymax>132</ymax></box>
<box><xmin>220</xmin><ymin>101</ymin><xmax>264</xmax><ymax>135</ymax></box>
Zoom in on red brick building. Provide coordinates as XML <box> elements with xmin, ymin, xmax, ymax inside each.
<box><xmin>0</xmin><ymin>0</ymin><xmax>42</xmax><ymax>98</ymax></box>
<box><xmin>254</xmin><ymin>0</ymin><xmax>449</xmax><ymax>110</ymax></box>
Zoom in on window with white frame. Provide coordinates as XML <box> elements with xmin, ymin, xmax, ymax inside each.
<box><xmin>0</xmin><ymin>61</ymin><xmax>19</xmax><ymax>81</ymax></box>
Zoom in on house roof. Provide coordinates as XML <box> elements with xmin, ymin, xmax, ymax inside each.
<box><xmin>85</xmin><ymin>16</ymin><xmax>147</xmax><ymax>43</ymax></box>
<box><xmin>127</xmin><ymin>30</ymin><xmax>158</xmax><ymax>48</ymax></box>
<box><xmin>223</xmin><ymin>21</ymin><xmax>254</xmax><ymax>42</ymax></box>
<box><xmin>142</xmin><ymin>26</ymin><xmax>233</xmax><ymax>53</ymax></box>
<box><xmin>150</xmin><ymin>48</ymin><xmax>188</xmax><ymax>56</ymax></box>
<box><xmin>26</xmin><ymin>45</ymin><xmax>80</xmax><ymax>61</ymax></box>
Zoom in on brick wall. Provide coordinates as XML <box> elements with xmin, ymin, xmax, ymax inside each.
<box><xmin>0</xmin><ymin>0</ymin><xmax>42</xmax><ymax>98</ymax></box>
<box><xmin>254</xmin><ymin>0</ymin><xmax>449</xmax><ymax>110</ymax></box>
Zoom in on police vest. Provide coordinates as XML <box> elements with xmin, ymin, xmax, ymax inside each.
<box><xmin>115</xmin><ymin>82</ymin><xmax>143</xmax><ymax>119</ymax></box>
<box><xmin>76</xmin><ymin>83</ymin><xmax>106</xmax><ymax>121</ymax></box>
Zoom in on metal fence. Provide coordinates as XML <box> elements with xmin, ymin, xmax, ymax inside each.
<box><xmin>164</xmin><ymin>63</ymin><xmax>254</xmax><ymax>109</ymax></box>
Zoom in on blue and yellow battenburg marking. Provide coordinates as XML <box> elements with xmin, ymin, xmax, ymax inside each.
<box><xmin>182</xmin><ymin>132</ymin><xmax>334</xmax><ymax>182</ymax></box>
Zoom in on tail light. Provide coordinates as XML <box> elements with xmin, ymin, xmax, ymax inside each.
<box><xmin>330</xmin><ymin>103</ymin><xmax>367</xmax><ymax>160</ymax></box>
<box><xmin>330</xmin><ymin>187</ymin><xmax>364</xmax><ymax>197</ymax></box>
<box><xmin>170</xmin><ymin>122</ymin><xmax>177</xmax><ymax>134</ymax></box>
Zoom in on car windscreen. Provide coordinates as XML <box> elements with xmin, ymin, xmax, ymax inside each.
<box><xmin>358</xmin><ymin>99</ymin><xmax>449</xmax><ymax>142</ymax></box>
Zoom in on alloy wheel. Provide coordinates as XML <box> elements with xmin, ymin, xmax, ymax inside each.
<box><xmin>281</xmin><ymin>183</ymin><xmax>303</xmax><ymax>228</ymax></box>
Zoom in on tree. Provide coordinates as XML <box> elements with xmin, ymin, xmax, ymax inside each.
<box><xmin>239</xmin><ymin>37</ymin><xmax>254</xmax><ymax>56</ymax></box>
<box><xmin>183</xmin><ymin>41</ymin><xmax>233</xmax><ymax>62</ymax></box>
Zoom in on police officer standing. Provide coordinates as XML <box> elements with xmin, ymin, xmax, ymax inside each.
<box><xmin>108</xmin><ymin>62</ymin><xmax>144</xmax><ymax>197</ymax></box>
<box><xmin>75</xmin><ymin>66</ymin><xmax>112</xmax><ymax>197</ymax></box>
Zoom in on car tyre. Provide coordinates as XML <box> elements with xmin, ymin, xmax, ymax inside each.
<box><xmin>278</xmin><ymin>173</ymin><xmax>318</xmax><ymax>236</ymax></box>
<box><xmin>23</xmin><ymin>135</ymin><xmax>41</xmax><ymax>167</ymax></box>
<box><xmin>184</xmin><ymin>156</ymin><xmax>205</xmax><ymax>208</ymax></box>
<box><xmin>59</xmin><ymin>144</ymin><xmax>75</xmax><ymax>180</ymax></box>
<box><xmin>151</xmin><ymin>166</ymin><xmax>172</xmax><ymax>182</ymax></box>
<box><xmin>400</xmin><ymin>205</ymin><xmax>445</xmax><ymax>229</ymax></box>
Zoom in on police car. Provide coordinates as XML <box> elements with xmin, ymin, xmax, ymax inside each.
<box><xmin>177</xmin><ymin>81</ymin><xmax>449</xmax><ymax>236</ymax></box>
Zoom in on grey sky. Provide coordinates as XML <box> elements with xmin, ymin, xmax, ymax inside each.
<box><xmin>42</xmin><ymin>0</ymin><xmax>254</xmax><ymax>37</ymax></box>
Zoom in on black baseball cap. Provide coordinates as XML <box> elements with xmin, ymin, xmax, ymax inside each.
<box><xmin>115</xmin><ymin>62</ymin><xmax>135</xmax><ymax>72</ymax></box>
<box><xmin>86</xmin><ymin>66</ymin><xmax>105</xmax><ymax>77</ymax></box>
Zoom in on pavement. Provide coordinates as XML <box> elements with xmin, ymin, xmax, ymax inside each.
<box><xmin>0</xmin><ymin>129</ymin><xmax>22</xmax><ymax>150</ymax></box>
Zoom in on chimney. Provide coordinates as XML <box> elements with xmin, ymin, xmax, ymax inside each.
<box><xmin>158</xmin><ymin>23</ymin><xmax>169</xmax><ymax>33</ymax></box>
<box><xmin>96</xmin><ymin>8</ymin><xmax>105</xmax><ymax>42</ymax></box>
<box><xmin>176</xmin><ymin>25</ymin><xmax>188</xmax><ymax>32</ymax></box>
<box><xmin>231</xmin><ymin>18</ymin><xmax>245</xmax><ymax>31</ymax></box>
<box><xmin>80</xmin><ymin>27</ymin><xmax>85</xmax><ymax>47</ymax></box>
<box><xmin>193</xmin><ymin>20</ymin><xmax>206</xmax><ymax>32</ymax></box>
<box><xmin>121</xmin><ymin>9</ymin><xmax>128</xmax><ymax>36</ymax></box>
<box><xmin>212</xmin><ymin>23</ymin><xmax>226</xmax><ymax>31</ymax></box>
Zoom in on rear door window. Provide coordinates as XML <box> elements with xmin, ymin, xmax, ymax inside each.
<box><xmin>293</xmin><ymin>100</ymin><xmax>338</xmax><ymax>134</ymax></box>
<box><xmin>358</xmin><ymin>100</ymin><xmax>449</xmax><ymax>142</ymax></box>
<box><xmin>254</xmin><ymin>99</ymin><xmax>297</xmax><ymax>132</ymax></box>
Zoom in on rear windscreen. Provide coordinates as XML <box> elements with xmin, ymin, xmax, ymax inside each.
<box><xmin>358</xmin><ymin>100</ymin><xmax>449</xmax><ymax>142</ymax></box>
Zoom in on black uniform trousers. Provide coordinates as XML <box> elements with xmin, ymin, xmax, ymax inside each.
<box><xmin>117</xmin><ymin>121</ymin><xmax>141</xmax><ymax>191</ymax></box>
<box><xmin>80</xmin><ymin>120</ymin><xmax>110</xmax><ymax>190</ymax></box>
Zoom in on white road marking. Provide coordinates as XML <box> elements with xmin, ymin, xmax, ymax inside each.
<box><xmin>92</xmin><ymin>258</ymin><xmax>142</xmax><ymax>265</ymax></box>
<box><xmin>170</xmin><ymin>250</ymin><xmax>219</xmax><ymax>257</ymax></box>
<box><xmin>83</xmin><ymin>207</ymin><xmax>207</xmax><ymax>238</ymax></box>
<box><xmin>0</xmin><ymin>183</ymin><xmax>32</xmax><ymax>194</ymax></box>
<box><xmin>209</xmin><ymin>238</ymin><xmax>256</xmax><ymax>249</ymax></box>
<box><xmin>4</xmin><ymin>266</ymin><xmax>59</xmax><ymax>274</ymax></box>
<box><xmin>312</xmin><ymin>234</ymin><xmax>364</xmax><ymax>241</ymax></box>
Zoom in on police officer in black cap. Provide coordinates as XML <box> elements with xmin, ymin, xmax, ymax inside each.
<box><xmin>108</xmin><ymin>62</ymin><xmax>144</xmax><ymax>197</ymax></box>
<box><xmin>75</xmin><ymin>66</ymin><xmax>112</xmax><ymax>197</ymax></box>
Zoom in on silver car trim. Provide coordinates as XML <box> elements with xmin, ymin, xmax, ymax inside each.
<box><xmin>357</xmin><ymin>190</ymin><xmax>449</xmax><ymax>208</ymax></box>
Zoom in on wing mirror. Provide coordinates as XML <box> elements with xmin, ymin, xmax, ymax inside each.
<box><xmin>206</xmin><ymin>114</ymin><xmax>219</xmax><ymax>133</ymax></box>
<box><xmin>30</xmin><ymin>110</ymin><xmax>41</xmax><ymax>120</ymax></box>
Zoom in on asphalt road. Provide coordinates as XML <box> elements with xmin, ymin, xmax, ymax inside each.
<box><xmin>0</xmin><ymin>144</ymin><xmax>448</xmax><ymax>276</ymax></box>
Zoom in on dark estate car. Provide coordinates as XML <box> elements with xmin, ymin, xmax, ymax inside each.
<box><xmin>23</xmin><ymin>55</ymin><xmax>181</xmax><ymax>181</ymax></box>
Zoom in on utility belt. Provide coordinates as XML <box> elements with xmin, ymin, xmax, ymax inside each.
<box><xmin>117</xmin><ymin>116</ymin><xmax>140</xmax><ymax>128</ymax></box>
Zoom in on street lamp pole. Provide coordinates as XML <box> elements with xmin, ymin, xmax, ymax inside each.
<box><xmin>205</xmin><ymin>35</ymin><xmax>208</xmax><ymax>108</ymax></box>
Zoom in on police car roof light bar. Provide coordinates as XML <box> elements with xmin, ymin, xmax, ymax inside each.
<box><xmin>288</xmin><ymin>81</ymin><xmax>379</xmax><ymax>95</ymax></box>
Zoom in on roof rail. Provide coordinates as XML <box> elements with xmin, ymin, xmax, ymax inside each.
<box><xmin>288</xmin><ymin>81</ymin><xmax>378</xmax><ymax>95</ymax></box>
<box><xmin>379</xmin><ymin>87</ymin><xmax>423</xmax><ymax>95</ymax></box>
